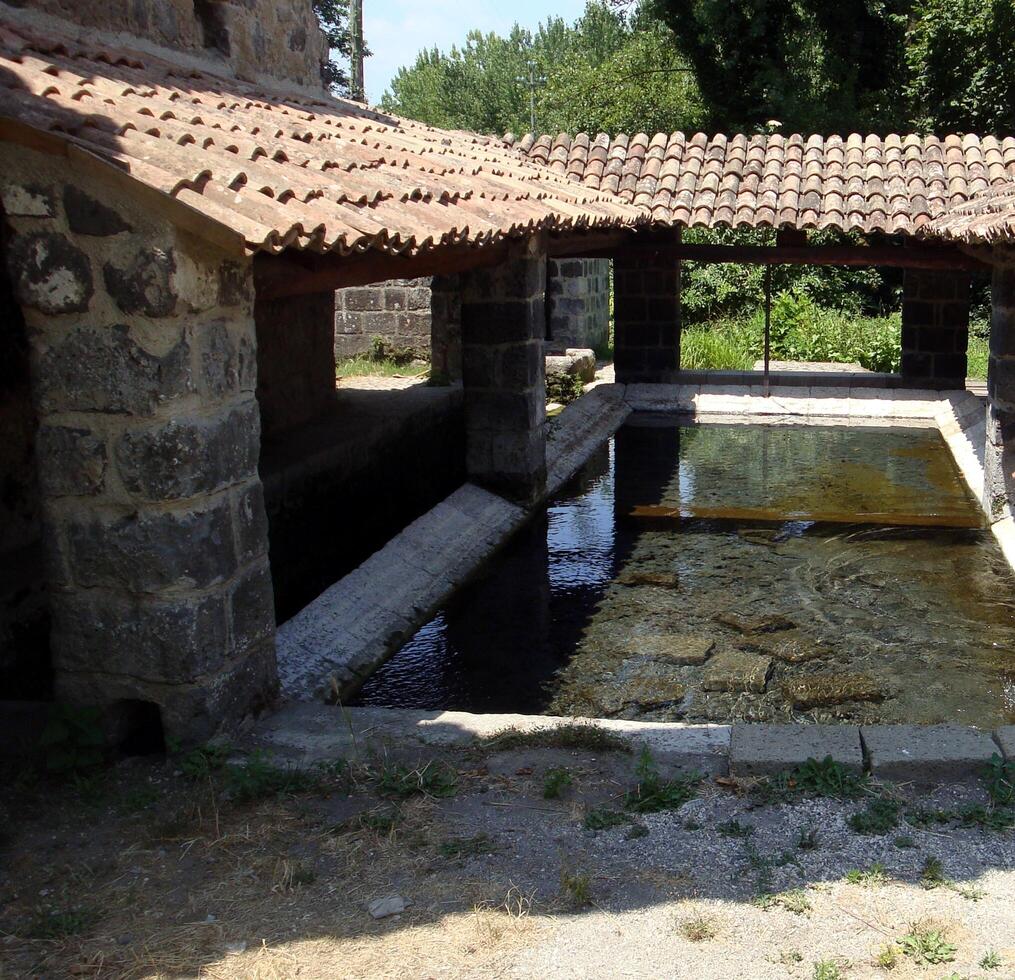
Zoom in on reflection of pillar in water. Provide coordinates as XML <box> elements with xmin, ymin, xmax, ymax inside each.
<box><xmin>443</xmin><ymin>513</ymin><xmax>553</xmax><ymax>712</ymax></box>
<box><xmin>613</xmin><ymin>419</ymin><xmax>683</xmax><ymax>574</ymax></box>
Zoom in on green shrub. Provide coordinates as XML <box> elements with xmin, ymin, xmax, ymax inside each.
<box><xmin>546</xmin><ymin>371</ymin><xmax>585</xmax><ymax>404</ymax></box>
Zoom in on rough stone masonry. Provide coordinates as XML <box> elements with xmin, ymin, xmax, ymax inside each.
<box><xmin>1</xmin><ymin>145</ymin><xmax>278</xmax><ymax>742</ymax></box>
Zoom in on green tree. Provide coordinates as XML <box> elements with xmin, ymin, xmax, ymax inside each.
<box><xmin>905</xmin><ymin>0</ymin><xmax>1015</xmax><ymax>134</ymax></box>
<box><xmin>648</xmin><ymin>0</ymin><xmax>910</xmax><ymax>133</ymax></box>
<box><xmin>315</xmin><ymin>0</ymin><xmax>370</xmax><ymax>94</ymax></box>
<box><xmin>380</xmin><ymin>2</ymin><xmax>702</xmax><ymax>136</ymax></box>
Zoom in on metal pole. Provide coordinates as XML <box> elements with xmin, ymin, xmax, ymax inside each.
<box><xmin>529</xmin><ymin>63</ymin><xmax>536</xmax><ymax>134</ymax></box>
<box><xmin>763</xmin><ymin>264</ymin><xmax>772</xmax><ymax>397</ymax></box>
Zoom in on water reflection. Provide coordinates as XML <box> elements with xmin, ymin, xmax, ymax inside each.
<box><xmin>355</xmin><ymin>420</ymin><xmax>1015</xmax><ymax>726</ymax></box>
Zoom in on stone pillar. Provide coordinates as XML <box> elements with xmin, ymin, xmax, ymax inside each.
<box><xmin>547</xmin><ymin>257</ymin><xmax>610</xmax><ymax>352</ymax></box>
<box><xmin>255</xmin><ymin>290</ymin><xmax>335</xmax><ymax>438</ymax></box>
<box><xmin>900</xmin><ymin>268</ymin><xmax>970</xmax><ymax>386</ymax></box>
<box><xmin>460</xmin><ymin>239</ymin><xmax>547</xmax><ymax>504</ymax></box>
<box><xmin>984</xmin><ymin>256</ymin><xmax>1015</xmax><ymax>522</ymax></box>
<box><xmin>613</xmin><ymin>244</ymin><xmax>680</xmax><ymax>383</ymax></box>
<box><xmin>430</xmin><ymin>273</ymin><xmax>462</xmax><ymax>384</ymax></box>
<box><xmin>2</xmin><ymin>146</ymin><xmax>277</xmax><ymax>744</ymax></box>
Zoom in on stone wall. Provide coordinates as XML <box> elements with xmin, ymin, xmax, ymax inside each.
<box><xmin>256</xmin><ymin>291</ymin><xmax>336</xmax><ymax>437</ymax></box>
<box><xmin>614</xmin><ymin>246</ymin><xmax>681</xmax><ymax>384</ymax></box>
<box><xmin>337</xmin><ymin>262</ymin><xmax>610</xmax><ymax>373</ymax></box>
<box><xmin>985</xmin><ymin>253</ymin><xmax>1015</xmax><ymax>522</ymax></box>
<box><xmin>2</xmin><ymin>0</ymin><xmax>328</xmax><ymax>90</ymax></box>
<box><xmin>0</xmin><ymin>223</ymin><xmax>49</xmax><ymax>698</ymax></box>
<box><xmin>547</xmin><ymin>258</ymin><xmax>610</xmax><ymax>352</ymax></box>
<box><xmin>901</xmin><ymin>268</ymin><xmax>970</xmax><ymax>386</ymax></box>
<box><xmin>1</xmin><ymin>144</ymin><xmax>277</xmax><ymax>743</ymax></box>
<box><xmin>334</xmin><ymin>278</ymin><xmax>432</xmax><ymax>360</ymax></box>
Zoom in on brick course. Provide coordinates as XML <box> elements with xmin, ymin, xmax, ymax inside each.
<box><xmin>900</xmin><ymin>269</ymin><xmax>970</xmax><ymax>386</ymax></box>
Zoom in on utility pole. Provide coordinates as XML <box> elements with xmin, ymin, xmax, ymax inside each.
<box><xmin>350</xmin><ymin>0</ymin><xmax>365</xmax><ymax>102</ymax></box>
<box><xmin>515</xmin><ymin>60</ymin><xmax>546</xmax><ymax>135</ymax></box>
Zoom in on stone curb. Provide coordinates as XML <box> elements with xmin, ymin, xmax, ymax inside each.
<box><xmin>247</xmin><ymin>707</ymin><xmax>1012</xmax><ymax>787</ymax></box>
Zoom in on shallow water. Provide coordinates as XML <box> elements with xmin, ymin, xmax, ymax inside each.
<box><xmin>354</xmin><ymin>418</ymin><xmax>1015</xmax><ymax>726</ymax></box>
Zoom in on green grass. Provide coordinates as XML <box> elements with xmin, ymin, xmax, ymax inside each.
<box><xmin>967</xmin><ymin>332</ymin><xmax>989</xmax><ymax>380</ymax></box>
<box><xmin>336</xmin><ymin>355</ymin><xmax>428</xmax><ymax>378</ymax></box>
<box><xmin>844</xmin><ymin>861</ymin><xmax>887</xmax><ymax>887</ymax></box>
<box><xmin>482</xmin><ymin>722</ymin><xmax>631</xmax><ymax>754</ymax></box>
<box><xmin>623</xmin><ymin>748</ymin><xmax>702</xmax><ymax>814</ymax></box>
<box><xmin>757</xmin><ymin>756</ymin><xmax>868</xmax><ymax>804</ymax></box>
<box><xmin>373</xmin><ymin>759</ymin><xmax>457</xmax><ymax>799</ymax></box>
<box><xmin>812</xmin><ymin>959</ymin><xmax>843</xmax><ymax>980</ymax></box>
<box><xmin>438</xmin><ymin>833</ymin><xmax>496</xmax><ymax>859</ymax></box>
<box><xmin>542</xmin><ymin>767</ymin><xmax>573</xmax><ymax>799</ymax></box>
<box><xmin>847</xmin><ymin>797</ymin><xmax>900</xmax><ymax>835</ymax></box>
<box><xmin>898</xmin><ymin>924</ymin><xmax>957</xmax><ymax>965</ymax></box>
<box><xmin>583</xmin><ymin>807</ymin><xmax>633</xmax><ymax>831</ymax></box>
<box><xmin>681</xmin><ymin>320</ymin><xmax>757</xmax><ymax>371</ymax></box>
<box><xmin>28</xmin><ymin>907</ymin><xmax>97</xmax><ymax>939</ymax></box>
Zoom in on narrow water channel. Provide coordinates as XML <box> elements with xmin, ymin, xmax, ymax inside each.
<box><xmin>354</xmin><ymin>418</ymin><xmax>1015</xmax><ymax>727</ymax></box>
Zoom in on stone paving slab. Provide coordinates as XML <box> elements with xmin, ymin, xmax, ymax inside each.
<box><xmin>248</xmin><ymin>704</ymin><xmax>732</xmax><ymax>775</ymax></box>
<box><xmin>276</xmin><ymin>484</ymin><xmax>527</xmax><ymax>701</ymax></box>
<box><xmin>861</xmin><ymin>724</ymin><xmax>999</xmax><ymax>782</ymax></box>
<box><xmin>730</xmin><ymin>723</ymin><xmax>863</xmax><ymax>777</ymax></box>
<box><xmin>996</xmin><ymin>726</ymin><xmax>1015</xmax><ymax>760</ymax></box>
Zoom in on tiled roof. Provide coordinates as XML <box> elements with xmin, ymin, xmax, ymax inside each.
<box><xmin>506</xmin><ymin>131</ymin><xmax>1015</xmax><ymax>236</ymax></box>
<box><xmin>927</xmin><ymin>182</ymin><xmax>1015</xmax><ymax>244</ymax></box>
<box><xmin>0</xmin><ymin>20</ymin><xmax>650</xmax><ymax>258</ymax></box>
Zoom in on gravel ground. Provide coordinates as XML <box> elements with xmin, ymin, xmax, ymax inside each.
<box><xmin>2</xmin><ymin>740</ymin><xmax>1013</xmax><ymax>979</ymax></box>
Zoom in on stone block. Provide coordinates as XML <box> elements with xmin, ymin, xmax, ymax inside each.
<box><xmin>52</xmin><ymin>589</ymin><xmax>230</xmax><ymax>684</ymax></box>
<box><xmin>234</xmin><ymin>480</ymin><xmax>271</xmax><ymax>563</ymax></box>
<box><xmin>702</xmin><ymin>649</ymin><xmax>772</xmax><ymax>693</ymax></box>
<box><xmin>36</xmin><ymin>324</ymin><xmax>193</xmax><ymax>415</ymax></box>
<box><xmin>116</xmin><ymin>400</ymin><xmax>260</xmax><ymax>500</ymax></box>
<box><xmin>62</xmin><ymin>186</ymin><xmax>132</xmax><ymax>236</ymax></box>
<box><xmin>7</xmin><ymin>231</ymin><xmax>93</xmax><ymax>314</ymax></box>
<box><xmin>217</xmin><ymin>261</ymin><xmax>252</xmax><ymax>307</ymax></box>
<box><xmin>66</xmin><ymin>498</ymin><xmax>237</xmax><ymax>591</ymax></box>
<box><xmin>1</xmin><ymin>183</ymin><xmax>55</xmax><ymax>217</ymax></box>
<box><xmin>103</xmin><ymin>247</ymin><xmax>177</xmax><ymax>317</ymax></box>
<box><xmin>462</xmin><ymin>300</ymin><xmax>538</xmax><ymax>345</ymax></box>
<box><xmin>36</xmin><ymin>425</ymin><xmax>107</xmax><ymax>496</ymax></box>
<box><xmin>730</xmin><ymin>723</ymin><xmax>863</xmax><ymax>777</ymax></box>
<box><xmin>200</xmin><ymin>319</ymin><xmax>256</xmax><ymax>397</ymax></box>
<box><xmin>996</xmin><ymin>726</ymin><xmax>1015</xmax><ymax>760</ymax></box>
<box><xmin>343</xmin><ymin>287</ymin><xmax>383</xmax><ymax>312</ymax></box>
<box><xmin>230</xmin><ymin>560</ymin><xmax>276</xmax><ymax>654</ymax></box>
<box><xmin>861</xmin><ymin>724</ymin><xmax>999</xmax><ymax>782</ymax></box>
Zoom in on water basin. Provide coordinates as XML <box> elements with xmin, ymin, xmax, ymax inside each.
<box><xmin>354</xmin><ymin>417</ymin><xmax>1015</xmax><ymax>727</ymax></box>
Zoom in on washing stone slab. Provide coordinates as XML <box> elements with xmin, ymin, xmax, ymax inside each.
<box><xmin>246</xmin><ymin>704</ymin><xmax>730</xmax><ymax>775</ymax></box>
<box><xmin>729</xmin><ymin>723</ymin><xmax>863</xmax><ymax>777</ymax></box>
<box><xmin>861</xmin><ymin>724</ymin><xmax>999</xmax><ymax>783</ymax></box>
<box><xmin>996</xmin><ymin>727</ymin><xmax>1015</xmax><ymax>760</ymax></box>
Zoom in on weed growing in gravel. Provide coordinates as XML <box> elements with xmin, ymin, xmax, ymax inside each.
<box><xmin>623</xmin><ymin>748</ymin><xmax>702</xmax><ymax>813</ymax></box>
<box><xmin>754</xmin><ymin>888</ymin><xmax>811</xmax><ymax>915</ymax></box>
<box><xmin>980</xmin><ymin>949</ymin><xmax>1002</xmax><ymax>970</ymax></box>
<box><xmin>898</xmin><ymin>923</ymin><xmax>957</xmax><ymax>965</ymax></box>
<box><xmin>683</xmin><ymin>818</ymin><xmax>703</xmax><ymax>831</ymax></box>
<box><xmin>847</xmin><ymin>797</ymin><xmax>899</xmax><ymax>835</ymax></box>
<box><xmin>844</xmin><ymin>862</ymin><xmax>887</xmax><ymax>887</ymax></box>
<box><xmin>893</xmin><ymin>834</ymin><xmax>916</xmax><ymax>849</ymax></box>
<box><xmin>335</xmin><ymin>809</ymin><xmax>401</xmax><ymax>836</ymax></box>
<box><xmin>918</xmin><ymin>856</ymin><xmax>984</xmax><ymax>901</ymax></box>
<box><xmin>542</xmin><ymin>767</ymin><xmax>573</xmax><ymax>799</ymax></box>
<box><xmin>812</xmin><ymin>958</ymin><xmax>843</xmax><ymax>979</ymax></box>
<box><xmin>984</xmin><ymin>753</ymin><xmax>1015</xmax><ymax>805</ymax></box>
<box><xmin>906</xmin><ymin>802</ymin><xmax>1014</xmax><ymax>832</ymax></box>
<box><xmin>482</xmin><ymin>723</ymin><xmax>630</xmax><ymax>754</ymax></box>
<box><xmin>559</xmin><ymin>865</ymin><xmax>592</xmax><ymax>907</ymax></box>
<box><xmin>28</xmin><ymin>907</ymin><xmax>97</xmax><ymax>939</ymax></box>
<box><xmin>717</xmin><ymin>818</ymin><xmax>754</xmax><ymax>838</ymax></box>
<box><xmin>677</xmin><ymin>912</ymin><xmax>717</xmax><ymax>942</ymax></box>
<box><xmin>439</xmin><ymin>834</ymin><xmax>496</xmax><ymax>859</ymax></box>
<box><xmin>874</xmin><ymin>943</ymin><xmax>899</xmax><ymax>969</ymax></box>
<box><xmin>374</xmin><ymin>759</ymin><xmax>457</xmax><ymax>799</ymax></box>
<box><xmin>225</xmin><ymin>752</ymin><xmax>326</xmax><ymax>803</ymax></box>
<box><xmin>759</xmin><ymin>756</ymin><xmax>866</xmax><ymax>803</ymax></box>
<box><xmin>796</xmin><ymin>824</ymin><xmax>820</xmax><ymax>850</ymax></box>
<box><xmin>583</xmin><ymin>807</ymin><xmax>632</xmax><ymax>831</ymax></box>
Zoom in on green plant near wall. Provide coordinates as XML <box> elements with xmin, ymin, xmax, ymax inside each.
<box><xmin>38</xmin><ymin>704</ymin><xmax>105</xmax><ymax>773</ymax></box>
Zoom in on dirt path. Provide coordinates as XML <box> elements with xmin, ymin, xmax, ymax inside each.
<box><xmin>2</xmin><ymin>733</ymin><xmax>1014</xmax><ymax>979</ymax></box>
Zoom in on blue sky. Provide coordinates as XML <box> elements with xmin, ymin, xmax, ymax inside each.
<box><xmin>361</xmin><ymin>0</ymin><xmax>589</xmax><ymax>104</ymax></box>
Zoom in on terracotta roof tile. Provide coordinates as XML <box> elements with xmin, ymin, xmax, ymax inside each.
<box><xmin>0</xmin><ymin>20</ymin><xmax>649</xmax><ymax>258</ymax></box>
<box><xmin>506</xmin><ymin>129</ymin><xmax>1015</xmax><ymax>237</ymax></box>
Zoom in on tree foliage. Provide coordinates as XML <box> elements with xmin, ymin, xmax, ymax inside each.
<box><xmin>905</xmin><ymin>0</ymin><xmax>1015</xmax><ymax>134</ymax></box>
<box><xmin>380</xmin><ymin>2</ymin><xmax>702</xmax><ymax>137</ymax></box>
<box><xmin>315</xmin><ymin>0</ymin><xmax>370</xmax><ymax>95</ymax></box>
<box><xmin>648</xmin><ymin>0</ymin><xmax>910</xmax><ymax>133</ymax></box>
